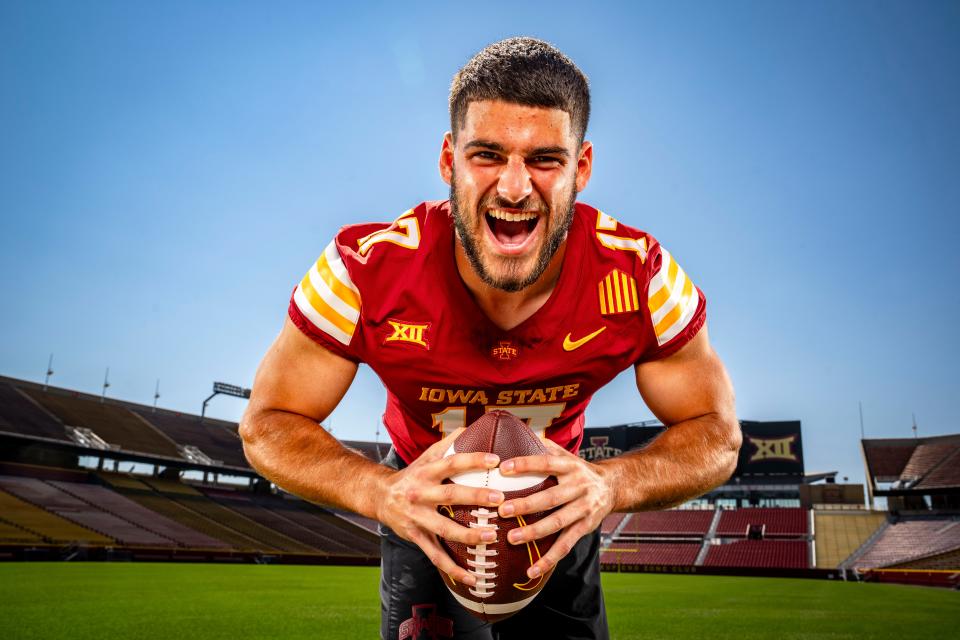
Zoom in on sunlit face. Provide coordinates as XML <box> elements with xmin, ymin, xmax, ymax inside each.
<box><xmin>440</xmin><ymin>100</ymin><xmax>592</xmax><ymax>292</ymax></box>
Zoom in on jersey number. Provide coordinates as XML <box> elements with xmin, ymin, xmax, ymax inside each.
<box><xmin>431</xmin><ymin>404</ymin><xmax>566</xmax><ymax>438</ymax></box>
<box><xmin>357</xmin><ymin>210</ymin><xmax>420</xmax><ymax>256</ymax></box>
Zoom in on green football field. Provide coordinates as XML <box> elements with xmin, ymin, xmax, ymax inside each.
<box><xmin>1</xmin><ymin>563</ymin><xmax>956</xmax><ymax>639</ymax></box>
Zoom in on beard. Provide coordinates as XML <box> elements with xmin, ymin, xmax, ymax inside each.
<box><xmin>449</xmin><ymin>171</ymin><xmax>577</xmax><ymax>293</ymax></box>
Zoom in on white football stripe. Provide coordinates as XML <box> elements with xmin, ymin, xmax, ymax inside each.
<box><xmin>307</xmin><ymin>262</ymin><xmax>360</xmax><ymax>323</ymax></box>
<box><xmin>446</xmin><ymin>587</ymin><xmax>540</xmax><ymax>615</ymax></box>
<box><xmin>444</xmin><ymin>444</ymin><xmax>549</xmax><ymax>491</ymax></box>
<box><xmin>293</xmin><ymin>285</ymin><xmax>351</xmax><ymax>345</ymax></box>
<box><xmin>657</xmin><ymin>288</ymin><xmax>699</xmax><ymax>345</ymax></box>
<box><xmin>324</xmin><ymin>242</ymin><xmax>359</xmax><ymax>296</ymax></box>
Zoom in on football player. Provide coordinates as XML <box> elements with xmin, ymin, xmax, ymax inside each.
<box><xmin>240</xmin><ymin>37</ymin><xmax>740</xmax><ymax>639</ymax></box>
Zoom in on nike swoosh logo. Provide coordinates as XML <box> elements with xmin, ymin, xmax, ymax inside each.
<box><xmin>562</xmin><ymin>326</ymin><xmax>607</xmax><ymax>351</ymax></box>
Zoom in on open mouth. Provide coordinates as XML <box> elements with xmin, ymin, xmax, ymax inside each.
<box><xmin>484</xmin><ymin>209</ymin><xmax>541</xmax><ymax>253</ymax></box>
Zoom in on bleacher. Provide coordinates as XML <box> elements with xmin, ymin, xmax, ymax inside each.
<box><xmin>0</xmin><ymin>381</ymin><xmax>70</xmax><ymax>442</ymax></box>
<box><xmin>852</xmin><ymin>518</ymin><xmax>960</xmax><ymax>570</ymax></box>
<box><xmin>715</xmin><ymin>508</ymin><xmax>808</xmax><ymax>538</ymax></box>
<box><xmin>132</xmin><ymin>409</ymin><xmax>249</xmax><ymax>468</ymax></box>
<box><xmin>601</xmin><ymin>542</ymin><xmax>700</xmax><ymax>567</ymax></box>
<box><xmin>21</xmin><ymin>388</ymin><xmax>181</xmax><ymax>458</ymax></box>
<box><xmin>813</xmin><ymin>511</ymin><xmax>886</xmax><ymax>568</ymax></box>
<box><xmin>619</xmin><ymin>510</ymin><xmax>714</xmax><ymax>537</ymax></box>
<box><xmin>704</xmin><ymin>540</ymin><xmax>809</xmax><ymax>569</ymax></box>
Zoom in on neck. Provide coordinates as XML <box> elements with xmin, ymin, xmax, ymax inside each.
<box><xmin>454</xmin><ymin>238</ymin><xmax>567</xmax><ymax>332</ymax></box>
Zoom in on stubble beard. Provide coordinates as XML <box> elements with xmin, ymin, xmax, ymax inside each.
<box><xmin>449</xmin><ymin>171</ymin><xmax>576</xmax><ymax>293</ymax></box>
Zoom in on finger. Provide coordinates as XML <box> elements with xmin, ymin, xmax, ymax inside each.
<box><xmin>498</xmin><ymin>482</ymin><xmax>582</xmax><ymax>518</ymax></box>
<box><xmin>419</xmin><ymin>428</ymin><xmax>466</xmax><ymax>463</ymax></box>
<box><xmin>415</xmin><ymin>483</ymin><xmax>504</xmax><ymax>508</ymax></box>
<box><xmin>540</xmin><ymin>437</ymin><xmax>572</xmax><ymax>456</ymax></box>
<box><xmin>526</xmin><ymin>524</ymin><xmax>589</xmax><ymax>580</ymax></box>
<box><xmin>427</xmin><ymin>451</ymin><xmax>500</xmax><ymax>481</ymax></box>
<box><xmin>411</xmin><ymin>529</ymin><xmax>477</xmax><ymax>587</ymax></box>
<box><xmin>507</xmin><ymin>501</ymin><xmax>587</xmax><ymax>545</ymax></box>
<box><xmin>425</xmin><ymin>509</ymin><xmax>497</xmax><ymax>546</ymax></box>
<box><xmin>499</xmin><ymin>453</ymin><xmax>576</xmax><ymax>476</ymax></box>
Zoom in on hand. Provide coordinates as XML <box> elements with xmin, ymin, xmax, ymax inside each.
<box><xmin>375</xmin><ymin>428</ymin><xmax>505</xmax><ymax>586</ymax></box>
<box><xmin>496</xmin><ymin>438</ymin><xmax>616</xmax><ymax>580</ymax></box>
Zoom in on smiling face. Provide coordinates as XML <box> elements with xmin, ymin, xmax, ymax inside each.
<box><xmin>440</xmin><ymin>100</ymin><xmax>593</xmax><ymax>293</ymax></box>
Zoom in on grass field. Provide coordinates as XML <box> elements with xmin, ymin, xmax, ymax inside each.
<box><xmin>1</xmin><ymin>563</ymin><xmax>956</xmax><ymax>639</ymax></box>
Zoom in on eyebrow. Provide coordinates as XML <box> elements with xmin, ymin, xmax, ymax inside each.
<box><xmin>464</xmin><ymin>140</ymin><xmax>570</xmax><ymax>158</ymax></box>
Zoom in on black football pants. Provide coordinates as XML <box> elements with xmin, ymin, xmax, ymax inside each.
<box><xmin>379</xmin><ymin>448</ymin><xmax>609</xmax><ymax>640</ymax></box>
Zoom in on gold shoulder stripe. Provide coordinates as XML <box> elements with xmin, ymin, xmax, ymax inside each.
<box><xmin>648</xmin><ymin>247</ymin><xmax>699</xmax><ymax>345</ymax></box>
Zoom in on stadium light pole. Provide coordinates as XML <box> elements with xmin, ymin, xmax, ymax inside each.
<box><xmin>101</xmin><ymin>367</ymin><xmax>110</xmax><ymax>403</ymax></box>
<box><xmin>43</xmin><ymin>353</ymin><xmax>54</xmax><ymax>390</ymax></box>
<box><xmin>201</xmin><ymin>381</ymin><xmax>251</xmax><ymax>421</ymax></box>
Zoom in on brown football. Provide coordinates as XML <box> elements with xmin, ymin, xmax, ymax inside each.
<box><xmin>437</xmin><ymin>410</ymin><xmax>559</xmax><ymax>622</ymax></box>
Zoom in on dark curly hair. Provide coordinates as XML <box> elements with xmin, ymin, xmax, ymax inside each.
<box><xmin>449</xmin><ymin>37</ymin><xmax>590</xmax><ymax>144</ymax></box>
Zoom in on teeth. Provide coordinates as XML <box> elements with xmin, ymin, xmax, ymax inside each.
<box><xmin>487</xmin><ymin>209</ymin><xmax>537</xmax><ymax>222</ymax></box>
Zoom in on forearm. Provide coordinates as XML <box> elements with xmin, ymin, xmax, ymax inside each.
<box><xmin>239</xmin><ymin>408</ymin><xmax>392</xmax><ymax>520</ymax></box>
<box><xmin>596</xmin><ymin>411</ymin><xmax>741</xmax><ymax>512</ymax></box>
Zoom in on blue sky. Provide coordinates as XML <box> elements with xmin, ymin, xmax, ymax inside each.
<box><xmin>1</xmin><ymin>1</ymin><xmax>958</xmax><ymax>486</ymax></box>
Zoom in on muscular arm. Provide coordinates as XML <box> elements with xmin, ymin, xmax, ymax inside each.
<box><xmin>239</xmin><ymin>318</ymin><xmax>502</xmax><ymax>585</ymax></box>
<box><xmin>499</xmin><ymin>324</ymin><xmax>740</xmax><ymax>578</ymax></box>
<box><xmin>238</xmin><ymin>317</ymin><xmax>388</xmax><ymax>518</ymax></box>
<box><xmin>597</xmin><ymin>324</ymin><xmax>741</xmax><ymax>511</ymax></box>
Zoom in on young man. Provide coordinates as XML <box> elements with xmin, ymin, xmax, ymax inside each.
<box><xmin>239</xmin><ymin>38</ymin><xmax>740</xmax><ymax>639</ymax></box>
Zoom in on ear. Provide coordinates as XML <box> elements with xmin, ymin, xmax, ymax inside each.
<box><xmin>439</xmin><ymin>131</ymin><xmax>455</xmax><ymax>185</ymax></box>
<box><xmin>575</xmin><ymin>140</ymin><xmax>593</xmax><ymax>193</ymax></box>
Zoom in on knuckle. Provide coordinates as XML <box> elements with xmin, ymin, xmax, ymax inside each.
<box><xmin>550</xmin><ymin>513</ymin><xmax>565</xmax><ymax>531</ymax></box>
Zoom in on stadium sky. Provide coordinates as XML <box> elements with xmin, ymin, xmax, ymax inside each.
<box><xmin>1</xmin><ymin>1</ymin><xmax>958</xmax><ymax>487</ymax></box>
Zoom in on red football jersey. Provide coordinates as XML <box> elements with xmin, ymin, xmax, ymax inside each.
<box><xmin>288</xmin><ymin>200</ymin><xmax>705</xmax><ymax>464</ymax></box>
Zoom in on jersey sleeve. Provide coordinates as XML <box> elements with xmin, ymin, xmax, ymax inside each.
<box><xmin>638</xmin><ymin>240</ymin><xmax>706</xmax><ymax>362</ymax></box>
<box><xmin>287</xmin><ymin>237</ymin><xmax>364</xmax><ymax>363</ymax></box>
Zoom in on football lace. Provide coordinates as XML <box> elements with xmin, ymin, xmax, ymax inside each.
<box><xmin>466</xmin><ymin>507</ymin><xmax>499</xmax><ymax>598</ymax></box>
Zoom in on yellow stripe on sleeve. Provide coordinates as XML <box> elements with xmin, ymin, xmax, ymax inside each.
<box><xmin>300</xmin><ymin>273</ymin><xmax>356</xmax><ymax>337</ymax></box>
<box><xmin>316</xmin><ymin>251</ymin><xmax>360</xmax><ymax>312</ymax></box>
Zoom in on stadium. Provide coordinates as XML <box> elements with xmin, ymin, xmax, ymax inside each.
<box><xmin>1</xmin><ymin>374</ymin><xmax>957</xmax><ymax>638</ymax></box>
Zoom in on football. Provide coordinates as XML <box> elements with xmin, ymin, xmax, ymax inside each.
<box><xmin>437</xmin><ymin>410</ymin><xmax>559</xmax><ymax>622</ymax></box>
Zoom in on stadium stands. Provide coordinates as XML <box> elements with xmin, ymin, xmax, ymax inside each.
<box><xmin>132</xmin><ymin>409</ymin><xmax>249</xmax><ymax>468</ymax></box>
<box><xmin>49</xmin><ymin>480</ymin><xmax>227</xmax><ymax>548</ymax></box>
<box><xmin>21</xmin><ymin>389</ymin><xmax>180</xmax><ymax>458</ymax></box>
<box><xmin>0</xmin><ymin>381</ymin><xmax>69</xmax><ymax>442</ymax></box>
<box><xmin>619</xmin><ymin>510</ymin><xmax>714</xmax><ymax>537</ymax></box>
<box><xmin>0</xmin><ymin>475</ymin><xmax>170</xmax><ymax>546</ymax></box>
<box><xmin>704</xmin><ymin>540</ymin><xmax>809</xmax><ymax>569</ymax></box>
<box><xmin>0</xmin><ymin>488</ymin><xmax>113</xmax><ymax>544</ymax></box>
<box><xmin>813</xmin><ymin>511</ymin><xmax>886</xmax><ymax>568</ymax></box>
<box><xmin>601</xmin><ymin>542</ymin><xmax>700</xmax><ymax>567</ymax></box>
<box><xmin>852</xmin><ymin>518</ymin><xmax>960</xmax><ymax>569</ymax></box>
<box><xmin>716</xmin><ymin>508</ymin><xmax>808</xmax><ymax>538</ymax></box>
<box><xmin>601</xmin><ymin>513</ymin><xmax>627</xmax><ymax>535</ymax></box>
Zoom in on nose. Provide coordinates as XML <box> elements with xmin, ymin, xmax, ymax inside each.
<box><xmin>497</xmin><ymin>156</ymin><xmax>533</xmax><ymax>205</ymax></box>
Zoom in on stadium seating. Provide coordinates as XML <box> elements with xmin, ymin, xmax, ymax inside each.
<box><xmin>21</xmin><ymin>389</ymin><xmax>180</xmax><ymax>458</ymax></box>
<box><xmin>914</xmin><ymin>449</ymin><xmax>960</xmax><ymax>489</ymax></box>
<box><xmin>703</xmin><ymin>540</ymin><xmax>809</xmax><ymax>569</ymax></box>
<box><xmin>619</xmin><ymin>510</ymin><xmax>714</xmax><ymax>537</ymax></box>
<box><xmin>0</xmin><ymin>476</ymin><xmax>170</xmax><ymax>546</ymax></box>
<box><xmin>0</xmin><ymin>489</ymin><xmax>112</xmax><ymax>544</ymax></box>
<box><xmin>132</xmin><ymin>409</ymin><xmax>249</xmax><ymax>468</ymax></box>
<box><xmin>331</xmin><ymin>510</ymin><xmax>380</xmax><ymax>534</ymax></box>
<box><xmin>852</xmin><ymin>518</ymin><xmax>960</xmax><ymax>569</ymax></box>
<box><xmin>601</xmin><ymin>542</ymin><xmax>700</xmax><ymax>566</ymax></box>
<box><xmin>48</xmin><ymin>481</ymin><xmax>228</xmax><ymax>549</ymax></box>
<box><xmin>142</xmin><ymin>480</ymin><xmax>316</xmax><ymax>553</ymax></box>
<box><xmin>203</xmin><ymin>489</ymin><xmax>346</xmax><ymax>555</ymax></box>
<box><xmin>715</xmin><ymin>508</ymin><xmax>808</xmax><ymax>538</ymax></box>
<box><xmin>0</xmin><ymin>381</ymin><xmax>70</xmax><ymax>442</ymax></box>
<box><xmin>253</xmin><ymin>497</ymin><xmax>379</xmax><ymax>556</ymax></box>
<box><xmin>100</xmin><ymin>475</ymin><xmax>263</xmax><ymax>551</ymax></box>
<box><xmin>601</xmin><ymin>513</ymin><xmax>627</xmax><ymax>535</ymax></box>
<box><xmin>813</xmin><ymin>511</ymin><xmax>887</xmax><ymax>568</ymax></box>
<box><xmin>0</xmin><ymin>518</ymin><xmax>43</xmax><ymax>544</ymax></box>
